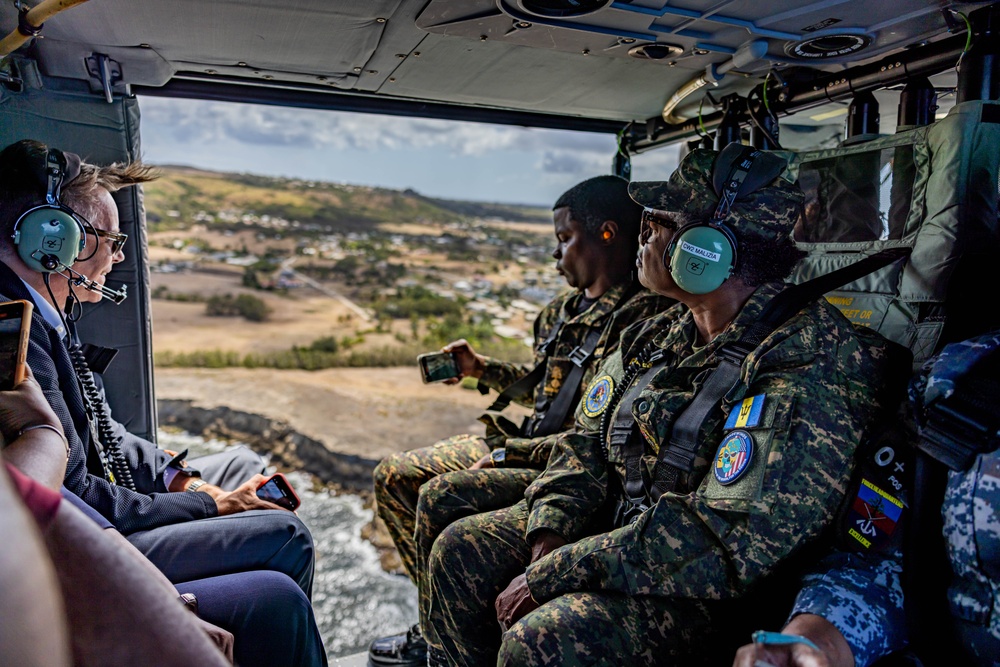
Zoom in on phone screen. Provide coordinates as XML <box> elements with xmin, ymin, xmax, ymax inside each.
<box><xmin>256</xmin><ymin>475</ymin><xmax>300</xmax><ymax>511</ymax></box>
<box><xmin>0</xmin><ymin>302</ymin><xmax>29</xmax><ymax>391</ymax></box>
<box><xmin>418</xmin><ymin>352</ymin><xmax>460</xmax><ymax>383</ymax></box>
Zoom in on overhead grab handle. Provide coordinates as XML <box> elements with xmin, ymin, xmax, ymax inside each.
<box><xmin>661</xmin><ymin>40</ymin><xmax>768</xmax><ymax>124</ymax></box>
<box><xmin>0</xmin><ymin>0</ymin><xmax>92</xmax><ymax>58</ymax></box>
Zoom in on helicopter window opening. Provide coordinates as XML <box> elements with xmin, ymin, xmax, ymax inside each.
<box><xmin>793</xmin><ymin>145</ymin><xmax>916</xmax><ymax>244</ymax></box>
<box><xmin>140</xmin><ymin>97</ymin><xmax>683</xmax><ymax>206</ymax></box>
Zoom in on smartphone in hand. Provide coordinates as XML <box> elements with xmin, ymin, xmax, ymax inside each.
<box><xmin>417</xmin><ymin>351</ymin><xmax>460</xmax><ymax>384</ymax></box>
<box><xmin>255</xmin><ymin>473</ymin><xmax>301</xmax><ymax>511</ymax></box>
<box><xmin>0</xmin><ymin>300</ymin><xmax>33</xmax><ymax>391</ymax></box>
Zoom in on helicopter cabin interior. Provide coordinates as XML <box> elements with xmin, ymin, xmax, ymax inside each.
<box><xmin>0</xmin><ymin>0</ymin><xmax>998</xmax><ymax>446</ymax></box>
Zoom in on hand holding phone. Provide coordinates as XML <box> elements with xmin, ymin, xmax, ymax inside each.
<box><xmin>0</xmin><ymin>300</ymin><xmax>33</xmax><ymax>391</ymax></box>
<box><xmin>255</xmin><ymin>473</ymin><xmax>301</xmax><ymax>511</ymax></box>
<box><xmin>417</xmin><ymin>351</ymin><xmax>461</xmax><ymax>384</ymax></box>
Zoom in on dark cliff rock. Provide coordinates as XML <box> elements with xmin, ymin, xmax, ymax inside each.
<box><xmin>157</xmin><ymin>399</ymin><xmax>378</xmax><ymax>493</ymax></box>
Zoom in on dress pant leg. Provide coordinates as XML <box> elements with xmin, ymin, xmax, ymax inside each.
<box><xmin>178</xmin><ymin>571</ymin><xmax>328</xmax><ymax>667</ymax></box>
<box><xmin>425</xmin><ymin>501</ymin><xmax>532</xmax><ymax>667</ymax></box>
<box><xmin>188</xmin><ymin>446</ymin><xmax>265</xmax><ymax>491</ymax></box>
<box><xmin>126</xmin><ymin>509</ymin><xmax>315</xmax><ymax>597</ymax></box>
<box><xmin>373</xmin><ymin>434</ymin><xmax>489</xmax><ymax>581</ymax></box>
<box><xmin>414</xmin><ymin>468</ymin><xmax>538</xmax><ymax>637</ymax></box>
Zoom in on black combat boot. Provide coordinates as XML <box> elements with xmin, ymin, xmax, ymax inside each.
<box><xmin>368</xmin><ymin>624</ymin><xmax>427</xmax><ymax>666</ymax></box>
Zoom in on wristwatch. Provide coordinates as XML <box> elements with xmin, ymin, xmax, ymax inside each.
<box><xmin>490</xmin><ymin>448</ymin><xmax>506</xmax><ymax>468</ymax></box>
<box><xmin>186</xmin><ymin>478</ymin><xmax>209</xmax><ymax>493</ymax></box>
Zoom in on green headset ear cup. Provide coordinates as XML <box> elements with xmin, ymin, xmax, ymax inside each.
<box><xmin>13</xmin><ymin>206</ymin><xmax>85</xmax><ymax>273</ymax></box>
<box><xmin>666</xmin><ymin>223</ymin><xmax>737</xmax><ymax>294</ymax></box>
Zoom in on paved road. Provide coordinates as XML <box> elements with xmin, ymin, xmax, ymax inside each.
<box><xmin>282</xmin><ymin>257</ymin><xmax>374</xmax><ymax>323</ymax></box>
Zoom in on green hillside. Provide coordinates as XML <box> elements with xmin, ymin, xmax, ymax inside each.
<box><xmin>144</xmin><ymin>166</ymin><xmax>550</xmax><ymax>232</ymax></box>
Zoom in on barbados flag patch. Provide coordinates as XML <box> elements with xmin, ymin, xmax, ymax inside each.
<box><xmin>714</xmin><ymin>430</ymin><xmax>754</xmax><ymax>485</ymax></box>
<box><xmin>724</xmin><ymin>394</ymin><xmax>765</xmax><ymax>430</ymax></box>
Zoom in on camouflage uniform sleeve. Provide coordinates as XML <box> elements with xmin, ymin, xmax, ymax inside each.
<box><xmin>523</xmin><ymin>429</ymin><xmax>608</xmax><ymax>542</ymax></box>
<box><xmin>479</xmin><ymin>357</ymin><xmax>534</xmax><ymax>395</ymax></box>
<box><xmin>524</xmin><ymin>317</ymin><xmax>887</xmax><ymax>605</ymax></box>
<box><xmin>788</xmin><ymin>550</ymin><xmax>907</xmax><ymax>667</ymax></box>
<box><xmin>520</xmin><ymin>350</ymin><xmax>620</xmax><ymax>540</ymax></box>
<box><xmin>478</xmin><ymin>294</ymin><xmax>566</xmax><ymax>400</ymax></box>
<box><xmin>504</xmin><ymin>433</ymin><xmax>565</xmax><ymax>469</ymax></box>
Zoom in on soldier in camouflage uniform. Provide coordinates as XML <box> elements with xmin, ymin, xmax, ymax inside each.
<box><xmin>733</xmin><ymin>330</ymin><xmax>1000</xmax><ymax>667</ymax></box>
<box><xmin>423</xmin><ymin>146</ymin><xmax>895</xmax><ymax>666</ymax></box>
<box><xmin>369</xmin><ymin>175</ymin><xmax>672</xmax><ymax>665</ymax></box>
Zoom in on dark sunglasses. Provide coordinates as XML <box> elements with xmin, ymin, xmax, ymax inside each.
<box><xmin>94</xmin><ymin>229</ymin><xmax>128</xmax><ymax>254</ymax></box>
<box><xmin>641</xmin><ymin>208</ymin><xmax>678</xmax><ymax>231</ymax></box>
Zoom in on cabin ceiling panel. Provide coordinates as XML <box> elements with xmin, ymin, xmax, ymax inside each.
<box><xmin>5</xmin><ymin>1</ymin><xmax>409</xmax><ymax>85</ymax></box>
<box><xmin>416</xmin><ymin>0</ymin><xmax>961</xmax><ymax>70</ymax></box>
<box><xmin>0</xmin><ymin>0</ymin><xmax>989</xmax><ymax>130</ymax></box>
<box><xmin>383</xmin><ymin>34</ymin><xmax>694</xmax><ymax>122</ymax></box>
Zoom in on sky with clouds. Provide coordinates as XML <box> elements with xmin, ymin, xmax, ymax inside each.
<box><xmin>138</xmin><ymin>96</ymin><xmax>680</xmax><ymax>207</ymax></box>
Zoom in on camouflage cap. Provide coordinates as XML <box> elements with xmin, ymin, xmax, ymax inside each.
<box><xmin>628</xmin><ymin>146</ymin><xmax>804</xmax><ymax>242</ymax></box>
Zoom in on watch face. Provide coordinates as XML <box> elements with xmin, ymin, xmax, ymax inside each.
<box><xmin>491</xmin><ymin>449</ymin><xmax>506</xmax><ymax>465</ymax></box>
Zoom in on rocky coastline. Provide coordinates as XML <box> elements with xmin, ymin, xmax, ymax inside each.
<box><xmin>158</xmin><ymin>398</ymin><xmax>402</xmax><ymax>571</ymax></box>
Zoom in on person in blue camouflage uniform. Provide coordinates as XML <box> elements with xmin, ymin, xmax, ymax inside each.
<box><xmin>369</xmin><ymin>175</ymin><xmax>672</xmax><ymax>665</ymax></box>
<box><xmin>733</xmin><ymin>330</ymin><xmax>1000</xmax><ymax>667</ymax></box>
<box><xmin>422</xmin><ymin>146</ymin><xmax>895</xmax><ymax>666</ymax></box>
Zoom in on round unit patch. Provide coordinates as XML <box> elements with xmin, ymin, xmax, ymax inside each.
<box><xmin>714</xmin><ymin>430</ymin><xmax>754</xmax><ymax>485</ymax></box>
<box><xmin>582</xmin><ymin>375</ymin><xmax>614</xmax><ymax>418</ymax></box>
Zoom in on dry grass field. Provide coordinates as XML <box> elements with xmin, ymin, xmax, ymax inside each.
<box><xmin>149</xmin><ymin>226</ymin><xmax>543</xmax><ymax>456</ymax></box>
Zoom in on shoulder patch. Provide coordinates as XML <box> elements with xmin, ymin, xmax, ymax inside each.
<box><xmin>724</xmin><ymin>394</ymin><xmax>766</xmax><ymax>430</ymax></box>
<box><xmin>846</xmin><ymin>478</ymin><xmax>904</xmax><ymax>550</ymax></box>
<box><xmin>714</xmin><ymin>430</ymin><xmax>755</xmax><ymax>485</ymax></box>
<box><xmin>583</xmin><ymin>374</ymin><xmax>614</xmax><ymax>418</ymax></box>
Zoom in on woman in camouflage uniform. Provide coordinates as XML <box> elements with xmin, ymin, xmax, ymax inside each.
<box><xmin>423</xmin><ymin>145</ymin><xmax>896</xmax><ymax>666</ymax></box>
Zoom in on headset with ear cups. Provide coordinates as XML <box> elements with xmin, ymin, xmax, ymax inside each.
<box><xmin>664</xmin><ymin>147</ymin><xmax>763</xmax><ymax>295</ymax></box>
<box><xmin>11</xmin><ymin>149</ymin><xmax>88</xmax><ymax>273</ymax></box>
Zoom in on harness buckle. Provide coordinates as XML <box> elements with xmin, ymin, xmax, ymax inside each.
<box><xmin>609</xmin><ymin>424</ymin><xmax>634</xmax><ymax>447</ymax></box>
<box><xmin>717</xmin><ymin>342</ymin><xmax>752</xmax><ymax>364</ymax></box>
<box><xmin>568</xmin><ymin>345</ymin><xmax>593</xmax><ymax>367</ymax></box>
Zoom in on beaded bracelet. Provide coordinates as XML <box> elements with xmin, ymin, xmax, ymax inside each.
<box><xmin>18</xmin><ymin>423</ymin><xmax>70</xmax><ymax>458</ymax></box>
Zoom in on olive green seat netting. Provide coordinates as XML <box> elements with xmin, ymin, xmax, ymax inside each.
<box><xmin>782</xmin><ymin>100</ymin><xmax>1000</xmax><ymax>364</ymax></box>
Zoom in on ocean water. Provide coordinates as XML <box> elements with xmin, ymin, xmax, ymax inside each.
<box><xmin>158</xmin><ymin>430</ymin><xmax>418</xmax><ymax>658</ymax></box>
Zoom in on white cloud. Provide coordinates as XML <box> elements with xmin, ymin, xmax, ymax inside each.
<box><xmin>141</xmin><ymin>97</ymin><xmax>625</xmax><ymax>163</ymax></box>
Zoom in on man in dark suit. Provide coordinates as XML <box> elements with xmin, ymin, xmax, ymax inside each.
<box><xmin>0</xmin><ymin>139</ymin><xmax>315</xmax><ymax>595</ymax></box>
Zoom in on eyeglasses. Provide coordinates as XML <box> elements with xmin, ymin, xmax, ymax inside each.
<box><xmin>641</xmin><ymin>208</ymin><xmax>678</xmax><ymax>231</ymax></box>
<box><xmin>94</xmin><ymin>229</ymin><xmax>128</xmax><ymax>254</ymax></box>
